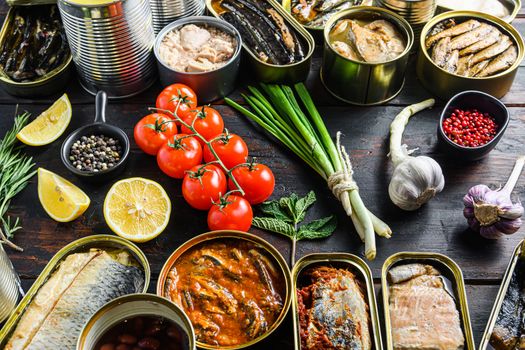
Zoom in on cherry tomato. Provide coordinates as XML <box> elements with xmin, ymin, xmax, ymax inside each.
<box><xmin>203</xmin><ymin>132</ymin><xmax>248</xmax><ymax>169</ymax></box>
<box><xmin>181</xmin><ymin>106</ymin><xmax>224</xmax><ymax>144</ymax></box>
<box><xmin>156</xmin><ymin>84</ymin><xmax>197</xmax><ymax>119</ymax></box>
<box><xmin>133</xmin><ymin>113</ymin><xmax>177</xmax><ymax>156</ymax></box>
<box><xmin>182</xmin><ymin>164</ymin><xmax>227</xmax><ymax>210</ymax></box>
<box><xmin>228</xmin><ymin>162</ymin><xmax>275</xmax><ymax>204</ymax></box>
<box><xmin>207</xmin><ymin>195</ymin><xmax>253</xmax><ymax>232</ymax></box>
<box><xmin>157</xmin><ymin>134</ymin><xmax>202</xmax><ymax>179</ymax></box>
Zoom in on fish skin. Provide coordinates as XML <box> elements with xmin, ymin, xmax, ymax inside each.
<box><xmin>470</xmin><ymin>59</ymin><xmax>490</xmax><ymax>77</ymax></box>
<box><xmin>477</xmin><ymin>45</ymin><xmax>518</xmax><ymax>77</ymax></box>
<box><xmin>432</xmin><ymin>37</ymin><xmax>451</xmax><ymax>68</ymax></box>
<box><xmin>8</xmin><ymin>250</ymin><xmax>144</xmax><ymax>350</ymax></box>
<box><xmin>459</xmin><ymin>29</ymin><xmax>500</xmax><ymax>57</ymax></box>
<box><xmin>425</xmin><ymin>19</ymin><xmax>480</xmax><ymax>49</ymax></box>
<box><xmin>449</xmin><ymin>23</ymin><xmax>495</xmax><ymax>51</ymax></box>
<box><xmin>470</xmin><ymin>36</ymin><xmax>512</xmax><ymax>65</ymax></box>
<box><xmin>443</xmin><ymin>50</ymin><xmax>460</xmax><ymax>73</ymax></box>
<box><xmin>456</xmin><ymin>54</ymin><xmax>473</xmax><ymax>76</ymax></box>
<box><xmin>244</xmin><ymin>299</ymin><xmax>268</xmax><ymax>339</ymax></box>
<box><xmin>388</xmin><ymin>263</ymin><xmax>439</xmax><ymax>284</ymax></box>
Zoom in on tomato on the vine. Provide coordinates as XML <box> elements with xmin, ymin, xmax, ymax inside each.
<box><xmin>134</xmin><ymin>113</ymin><xmax>177</xmax><ymax>155</ymax></box>
<box><xmin>182</xmin><ymin>164</ymin><xmax>227</xmax><ymax>210</ymax></box>
<box><xmin>228</xmin><ymin>161</ymin><xmax>275</xmax><ymax>204</ymax></box>
<box><xmin>157</xmin><ymin>134</ymin><xmax>202</xmax><ymax>179</ymax></box>
<box><xmin>181</xmin><ymin>106</ymin><xmax>224</xmax><ymax>144</ymax></box>
<box><xmin>203</xmin><ymin>132</ymin><xmax>248</xmax><ymax>169</ymax></box>
<box><xmin>156</xmin><ymin>84</ymin><xmax>197</xmax><ymax>119</ymax></box>
<box><xmin>207</xmin><ymin>195</ymin><xmax>253</xmax><ymax>232</ymax></box>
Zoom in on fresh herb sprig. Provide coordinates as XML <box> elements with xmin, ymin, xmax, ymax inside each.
<box><xmin>252</xmin><ymin>191</ymin><xmax>336</xmax><ymax>265</ymax></box>
<box><xmin>0</xmin><ymin>112</ymin><xmax>36</xmax><ymax>251</ymax></box>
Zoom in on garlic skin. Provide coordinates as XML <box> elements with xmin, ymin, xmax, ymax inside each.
<box><xmin>389</xmin><ymin>155</ymin><xmax>445</xmax><ymax>211</ymax></box>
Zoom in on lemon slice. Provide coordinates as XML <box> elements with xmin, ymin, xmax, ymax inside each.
<box><xmin>38</xmin><ymin>168</ymin><xmax>90</xmax><ymax>222</ymax></box>
<box><xmin>17</xmin><ymin>94</ymin><xmax>72</xmax><ymax>146</ymax></box>
<box><xmin>103</xmin><ymin>177</ymin><xmax>171</xmax><ymax>242</ymax></box>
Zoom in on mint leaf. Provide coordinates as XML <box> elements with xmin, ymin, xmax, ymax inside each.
<box><xmin>297</xmin><ymin>215</ymin><xmax>337</xmax><ymax>240</ymax></box>
<box><xmin>259</xmin><ymin>200</ymin><xmax>292</xmax><ymax>222</ymax></box>
<box><xmin>294</xmin><ymin>191</ymin><xmax>316</xmax><ymax>224</ymax></box>
<box><xmin>252</xmin><ymin>217</ymin><xmax>295</xmax><ymax>238</ymax></box>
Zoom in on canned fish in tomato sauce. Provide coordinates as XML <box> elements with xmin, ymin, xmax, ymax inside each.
<box><xmin>381</xmin><ymin>252</ymin><xmax>475</xmax><ymax>350</ymax></box>
<box><xmin>292</xmin><ymin>253</ymin><xmax>383</xmax><ymax>350</ymax></box>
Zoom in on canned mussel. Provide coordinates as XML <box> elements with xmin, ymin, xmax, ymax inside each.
<box><xmin>0</xmin><ymin>235</ymin><xmax>150</xmax><ymax>349</ymax></box>
<box><xmin>206</xmin><ymin>0</ymin><xmax>314</xmax><ymax>83</ymax></box>
<box><xmin>157</xmin><ymin>230</ymin><xmax>292</xmax><ymax>350</ymax></box>
<box><xmin>321</xmin><ymin>6</ymin><xmax>414</xmax><ymax>105</ymax></box>
<box><xmin>381</xmin><ymin>252</ymin><xmax>475</xmax><ymax>350</ymax></box>
<box><xmin>479</xmin><ymin>240</ymin><xmax>525</xmax><ymax>350</ymax></box>
<box><xmin>292</xmin><ymin>253</ymin><xmax>382</xmax><ymax>350</ymax></box>
<box><xmin>417</xmin><ymin>11</ymin><xmax>524</xmax><ymax>100</ymax></box>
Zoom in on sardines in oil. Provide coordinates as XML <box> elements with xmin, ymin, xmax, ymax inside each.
<box><xmin>212</xmin><ymin>0</ymin><xmax>307</xmax><ymax>65</ymax></box>
<box><xmin>381</xmin><ymin>253</ymin><xmax>475</xmax><ymax>350</ymax></box>
<box><xmin>292</xmin><ymin>253</ymin><xmax>382</xmax><ymax>350</ymax></box>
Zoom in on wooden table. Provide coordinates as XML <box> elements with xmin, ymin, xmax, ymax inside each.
<box><xmin>1</xmin><ymin>4</ymin><xmax>525</xmax><ymax>349</ymax></box>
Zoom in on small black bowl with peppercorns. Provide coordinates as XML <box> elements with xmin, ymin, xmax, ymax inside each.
<box><xmin>61</xmin><ymin>91</ymin><xmax>130</xmax><ymax>181</ymax></box>
<box><xmin>437</xmin><ymin>90</ymin><xmax>510</xmax><ymax>161</ymax></box>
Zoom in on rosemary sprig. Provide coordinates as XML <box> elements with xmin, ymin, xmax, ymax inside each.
<box><xmin>0</xmin><ymin>112</ymin><xmax>36</xmax><ymax>251</ymax></box>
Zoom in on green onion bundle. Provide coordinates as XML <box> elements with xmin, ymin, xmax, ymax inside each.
<box><xmin>226</xmin><ymin>83</ymin><xmax>390</xmax><ymax>260</ymax></box>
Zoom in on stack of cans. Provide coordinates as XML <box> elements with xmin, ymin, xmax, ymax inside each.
<box><xmin>377</xmin><ymin>0</ymin><xmax>436</xmax><ymax>42</ymax></box>
<box><xmin>149</xmin><ymin>0</ymin><xmax>205</xmax><ymax>35</ymax></box>
<box><xmin>58</xmin><ymin>0</ymin><xmax>157</xmax><ymax>98</ymax></box>
<box><xmin>0</xmin><ymin>244</ymin><xmax>20</xmax><ymax>323</ymax></box>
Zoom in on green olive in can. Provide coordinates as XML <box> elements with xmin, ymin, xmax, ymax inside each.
<box><xmin>320</xmin><ymin>6</ymin><xmax>414</xmax><ymax>106</ymax></box>
<box><xmin>416</xmin><ymin>11</ymin><xmax>524</xmax><ymax>100</ymax></box>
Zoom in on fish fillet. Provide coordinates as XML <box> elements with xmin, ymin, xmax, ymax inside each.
<box><xmin>449</xmin><ymin>24</ymin><xmax>495</xmax><ymax>51</ymax></box>
<box><xmin>425</xmin><ymin>19</ymin><xmax>480</xmax><ymax>49</ymax></box>
<box><xmin>477</xmin><ymin>45</ymin><xmax>517</xmax><ymax>77</ymax></box>
<box><xmin>6</xmin><ymin>250</ymin><xmax>144</xmax><ymax>350</ymax></box>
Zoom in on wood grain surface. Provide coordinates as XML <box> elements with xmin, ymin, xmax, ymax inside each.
<box><xmin>1</xmin><ymin>7</ymin><xmax>525</xmax><ymax>350</ymax></box>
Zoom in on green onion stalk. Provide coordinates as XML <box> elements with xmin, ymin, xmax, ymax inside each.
<box><xmin>226</xmin><ymin>83</ymin><xmax>391</xmax><ymax>260</ymax></box>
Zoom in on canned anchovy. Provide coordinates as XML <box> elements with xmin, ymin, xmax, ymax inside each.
<box><xmin>157</xmin><ymin>230</ymin><xmax>292</xmax><ymax>350</ymax></box>
<box><xmin>0</xmin><ymin>245</ymin><xmax>21</xmax><ymax>323</ymax></box>
<box><xmin>206</xmin><ymin>0</ymin><xmax>314</xmax><ymax>83</ymax></box>
<box><xmin>416</xmin><ymin>11</ymin><xmax>524</xmax><ymax>100</ymax></box>
<box><xmin>381</xmin><ymin>252</ymin><xmax>475</xmax><ymax>350</ymax></box>
<box><xmin>321</xmin><ymin>6</ymin><xmax>413</xmax><ymax>105</ymax></box>
<box><xmin>0</xmin><ymin>235</ymin><xmax>150</xmax><ymax>349</ymax></box>
<box><xmin>77</xmin><ymin>293</ymin><xmax>197</xmax><ymax>350</ymax></box>
<box><xmin>479</xmin><ymin>240</ymin><xmax>525</xmax><ymax>350</ymax></box>
<box><xmin>292</xmin><ymin>253</ymin><xmax>382</xmax><ymax>350</ymax></box>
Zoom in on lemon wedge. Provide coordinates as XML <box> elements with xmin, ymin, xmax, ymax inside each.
<box><xmin>17</xmin><ymin>94</ymin><xmax>72</xmax><ymax>146</ymax></box>
<box><xmin>38</xmin><ymin>168</ymin><xmax>90</xmax><ymax>222</ymax></box>
<box><xmin>103</xmin><ymin>177</ymin><xmax>171</xmax><ymax>242</ymax></box>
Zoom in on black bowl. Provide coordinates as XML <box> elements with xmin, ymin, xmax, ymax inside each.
<box><xmin>60</xmin><ymin>91</ymin><xmax>130</xmax><ymax>181</ymax></box>
<box><xmin>437</xmin><ymin>90</ymin><xmax>509</xmax><ymax>161</ymax></box>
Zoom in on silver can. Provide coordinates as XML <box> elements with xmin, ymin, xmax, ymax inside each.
<box><xmin>154</xmin><ymin>16</ymin><xmax>242</xmax><ymax>103</ymax></box>
<box><xmin>58</xmin><ymin>0</ymin><xmax>157</xmax><ymax>98</ymax></box>
<box><xmin>149</xmin><ymin>0</ymin><xmax>205</xmax><ymax>35</ymax></box>
<box><xmin>377</xmin><ymin>0</ymin><xmax>436</xmax><ymax>41</ymax></box>
<box><xmin>0</xmin><ymin>244</ymin><xmax>21</xmax><ymax>323</ymax></box>
<box><xmin>77</xmin><ymin>293</ymin><xmax>196</xmax><ymax>350</ymax></box>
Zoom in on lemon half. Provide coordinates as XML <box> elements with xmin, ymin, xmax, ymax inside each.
<box><xmin>103</xmin><ymin>177</ymin><xmax>171</xmax><ymax>242</ymax></box>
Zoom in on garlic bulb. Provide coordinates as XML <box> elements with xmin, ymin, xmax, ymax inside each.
<box><xmin>388</xmin><ymin>99</ymin><xmax>444</xmax><ymax>211</ymax></box>
<box><xmin>463</xmin><ymin>156</ymin><xmax>525</xmax><ymax>239</ymax></box>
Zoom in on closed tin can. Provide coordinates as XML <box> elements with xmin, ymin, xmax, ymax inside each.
<box><xmin>479</xmin><ymin>240</ymin><xmax>525</xmax><ymax>350</ymax></box>
<box><xmin>58</xmin><ymin>0</ymin><xmax>157</xmax><ymax>98</ymax></box>
<box><xmin>291</xmin><ymin>253</ymin><xmax>383</xmax><ymax>350</ymax></box>
<box><xmin>0</xmin><ymin>244</ymin><xmax>21</xmax><ymax>323</ymax></box>
<box><xmin>376</xmin><ymin>0</ymin><xmax>436</xmax><ymax>41</ymax></box>
<box><xmin>77</xmin><ymin>293</ymin><xmax>196</xmax><ymax>350</ymax></box>
<box><xmin>0</xmin><ymin>235</ymin><xmax>150</xmax><ymax>348</ymax></box>
<box><xmin>321</xmin><ymin>6</ymin><xmax>414</xmax><ymax>105</ymax></box>
<box><xmin>416</xmin><ymin>11</ymin><xmax>524</xmax><ymax>100</ymax></box>
<box><xmin>0</xmin><ymin>6</ymin><xmax>73</xmax><ymax>97</ymax></box>
<box><xmin>381</xmin><ymin>252</ymin><xmax>475</xmax><ymax>350</ymax></box>
<box><xmin>153</xmin><ymin>16</ymin><xmax>242</xmax><ymax>103</ymax></box>
<box><xmin>149</xmin><ymin>0</ymin><xmax>205</xmax><ymax>34</ymax></box>
<box><xmin>206</xmin><ymin>0</ymin><xmax>315</xmax><ymax>83</ymax></box>
<box><xmin>435</xmin><ymin>0</ymin><xmax>521</xmax><ymax>23</ymax></box>
<box><xmin>157</xmin><ymin>230</ymin><xmax>292</xmax><ymax>350</ymax></box>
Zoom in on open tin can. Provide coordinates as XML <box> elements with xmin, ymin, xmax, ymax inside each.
<box><xmin>77</xmin><ymin>293</ymin><xmax>196</xmax><ymax>350</ymax></box>
<box><xmin>320</xmin><ymin>6</ymin><xmax>414</xmax><ymax>105</ymax></box>
<box><xmin>381</xmin><ymin>252</ymin><xmax>475</xmax><ymax>350</ymax></box>
<box><xmin>206</xmin><ymin>0</ymin><xmax>314</xmax><ymax>83</ymax></box>
<box><xmin>435</xmin><ymin>0</ymin><xmax>521</xmax><ymax>23</ymax></box>
<box><xmin>157</xmin><ymin>230</ymin><xmax>292</xmax><ymax>350</ymax></box>
<box><xmin>291</xmin><ymin>253</ymin><xmax>383</xmax><ymax>350</ymax></box>
<box><xmin>416</xmin><ymin>11</ymin><xmax>524</xmax><ymax>100</ymax></box>
<box><xmin>0</xmin><ymin>235</ymin><xmax>150</xmax><ymax>348</ymax></box>
<box><xmin>479</xmin><ymin>240</ymin><xmax>525</xmax><ymax>349</ymax></box>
